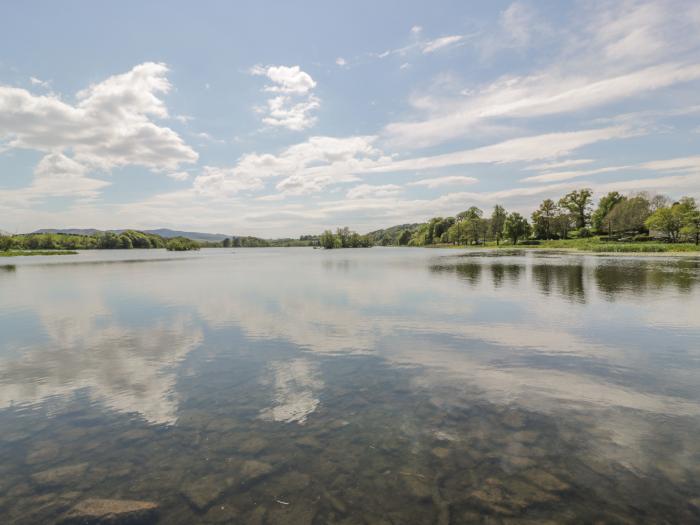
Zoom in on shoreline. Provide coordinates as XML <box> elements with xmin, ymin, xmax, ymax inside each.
<box><xmin>0</xmin><ymin>250</ymin><xmax>78</xmax><ymax>257</ymax></box>
<box><xmin>427</xmin><ymin>244</ymin><xmax>700</xmax><ymax>257</ymax></box>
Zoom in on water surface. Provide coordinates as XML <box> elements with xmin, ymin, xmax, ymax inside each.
<box><xmin>1</xmin><ymin>248</ymin><xmax>699</xmax><ymax>523</ymax></box>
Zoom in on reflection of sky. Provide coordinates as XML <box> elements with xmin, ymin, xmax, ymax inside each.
<box><xmin>1</xmin><ymin>249</ymin><xmax>699</xmax><ymax>438</ymax></box>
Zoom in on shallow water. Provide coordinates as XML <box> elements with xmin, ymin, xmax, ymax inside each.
<box><xmin>1</xmin><ymin>248</ymin><xmax>700</xmax><ymax>524</ymax></box>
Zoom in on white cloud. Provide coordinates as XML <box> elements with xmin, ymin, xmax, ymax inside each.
<box><xmin>371</xmin><ymin>126</ymin><xmax>630</xmax><ymax>173</ymax></box>
<box><xmin>411</xmin><ymin>25</ymin><xmax>423</xmax><ymax>35</ymax></box>
<box><xmin>251</xmin><ymin>64</ymin><xmax>316</xmax><ymax>95</ymax></box>
<box><xmin>422</xmin><ymin>35</ymin><xmax>464</xmax><ymax>54</ymax></box>
<box><xmin>335</xmin><ymin>57</ymin><xmax>347</xmax><ymax>66</ymax></box>
<box><xmin>0</xmin><ymin>62</ymin><xmax>198</xmax><ymax>174</ymax></box>
<box><xmin>409</xmin><ymin>175</ymin><xmax>479</xmax><ymax>188</ymax></box>
<box><xmin>192</xmin><ymin>135</ymin><xmax>390</xmax><ymax>198</ymax></box>
<box><xmin>0</xmin><ymin>153</ymin><xmax>110</xmax><ymax>207</ymax></box>
<box><xmin>166</xmin><ymin>171</ymin><xmax>190</xmax><ymax>181</ymax></box>
<box><xmin>525</xmin><ymin>158</ymin><xmax>595</xmax><ymax>171</ymax></box>
<box><xmin>384</xmin><ymin>62</ymin><xmax>700</xmax><ymax>148</ymax></box>
<box><xmin>521</xmin><ymin>165</ymin><xmax>630</xmax><ymax>183</ymax></box>
<box><xmin>29</xmin><ymin>76</ymin><xmax>50</xmax><ymax>88</ymax></box>
<box><xmin>193</xmin><ymin>165</ymin><xmax>265</xmax><ymax>197</ymax></box>
<box><xmin>251</xmin><ymin>64</ymin><xmax>320</xmax><ymax>130</ymax></box>
<box><xmin>261</xmin><ymin>94</ymin><xmax>320</xmax><ymax>131</ymax></box>
<box><xmin>499</xmin><ymin>2</ymin><xmax>538</xmax><ymax>48</ymax></box>
<box><xmin>521</xmin><ymin>155</ymin><xmax>700</xmax><ymax>183</ymax></box>
<box><xmin>385</xmin><ymin>2</ymin><xmax>700</xmax><ymax>149</ymax></box>
<box><xmin>346</xmin><ymin>184</ymin><xmax>401</xmax><ymax>199</ymax></box>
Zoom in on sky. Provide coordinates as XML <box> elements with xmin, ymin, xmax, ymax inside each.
<box><xmin>1</xmin><ymin>0</ymin><xmax>699</xmax><ymax>237</ymax></box>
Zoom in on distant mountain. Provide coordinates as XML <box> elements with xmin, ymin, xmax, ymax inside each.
<box><xmin>139</xmin><ymin>229</ymin><xmax>231</xmax><ymax>242</ymax></box>
<box><xmin>33</xmin><ymin>228</ymin><xmax>231</xmax><ymax>242</ymax></box>
<box><xmin>34</xmin><ymin>228</ymin><xmax>103</xmax><ymax>236</ymax></box>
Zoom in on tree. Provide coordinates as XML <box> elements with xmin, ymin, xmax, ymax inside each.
<box><xmin>465</xmin><ymin>216</ymin><xmax>484</xmax><ymax>245</ymax></box>
<box><xmin>682</xmin><ymin>207</ymin><xmax>700</xmax><ymax>245</ymax></box>
<box><xmin>503</xmin><ymin>212</ymin><xmax>530</xmax><ymax>245</ymax></box>
<box><xmin>335</xmin><ymin>227</ymin><xmax>351</xmax><ymax>248</ymax></box>
<box><xmin>490</xmin><ymin>205</ymin><xmax>507</xmax><ymax>246</ymax></box>
<box><xmin>320</xmin><ymin>230</ymin><xmax>336</xmax><ymax>249</ymax></box>
<box><xmin>645</xmin><ymin>204</ymin><xmax>684</xmax><ymax>243</ymax></box>
<box><xmin>604</xmin><ymin>195</ymin><xmax>651</xmax><ymax>235</ymax></box>
<box><xmin>222</xmin><ymin>238</ymin><xmax>232</xmax><ymax>248</ymax></box>
<box><xmin>531</xmin><ymin>199</ymin><xmax>558</xmax><ymax>240</ymax></box>
<box><xmin>0</xmin><ymin>234</ymin><xmax>14</xmax><ymax>251</ymax></box>
<box><xmin>397</xmin><ymin>230</ymin><xmax>411</xmax><ymax>245</ymax></box>
<box><xmin>559</xmin><ymin>188</ymin><xmax>593</xmax><ymax>229</ymax></box>
<box><xmin>166</xmin><ymin>237</ymin><xmax>200</xmax><ymax>251</ymax></box>
<box><xmin>592</xmin><ymin>192</ymin><xmax>625</xmax><ymax>233</ymax></box>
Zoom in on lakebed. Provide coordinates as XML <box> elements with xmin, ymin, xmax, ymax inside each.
<box><xmin>1</xmin><ymin>248</ymin><xmax>699</xmax><ymax>523</ymax></box>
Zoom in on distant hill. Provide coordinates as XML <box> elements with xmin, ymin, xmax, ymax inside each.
<box><xmin>33</xmin><ymin>228</ymin><xmax>231</xmax><ymax>242</ymax></box>
<box><xmin>137</xmin><ymin>229</ymin><xmax>230</xmax><ymax>242</ymax></box>
<box><xmin>366</xmin><ymin>223</ymin><xmax>423</xmax><ymax>245</ymax></box>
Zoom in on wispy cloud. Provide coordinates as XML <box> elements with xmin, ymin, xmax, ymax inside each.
<box><xmin>409</xmin><ymin>176</ymin><xmax>479</xmax><ymax>188</ymax></box>
<box><xmin>521</xmin><ymin>155</ymin><xmax>700</xmax><ymax>183</ymax></box>
<box><xmin>371</xmin><ymin>126</ymin><xmax>630</xmax><ymax>173</ymax></box>
<box><xmin>422</xmin><ymin>35</ymin><xmax>464</xmax><ymax>54</ymax></box>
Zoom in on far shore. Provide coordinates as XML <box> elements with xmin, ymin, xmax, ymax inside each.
<box><xmin>428</xmin><ymin>243</ymin><xmax>700</xmax><ymax>257</ymax></box>
<box><xmin>0</xmin><ymin>250</ymin><xmax>78</xmax><ymax>257</ymax></box>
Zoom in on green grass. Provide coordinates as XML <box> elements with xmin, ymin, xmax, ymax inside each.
<box><xmin>432</xmin><ymin>237</ymin><xmax>700</xmax><ymax>253</ymax></box>
<box><xmin>0</xmin><ymin>250</ymin><xmax>78</xmax><ymax>257</ymax></box>
<box><xmin>536</xmin><ymin>238</ymin><xmax>700</xmax><ymax>253</ymax></box>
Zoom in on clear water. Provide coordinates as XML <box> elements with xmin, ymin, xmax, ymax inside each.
<box><xmin>1</xmin><ymin>248</ymin><xmax>699</xmax><ymax>524</ymax></box>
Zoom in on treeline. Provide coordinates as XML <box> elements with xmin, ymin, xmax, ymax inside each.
<box><xmin>319</xmin><ymin>227</ymin><xmax>372</xmax><ymax>249</ymax></box>
<box><xmin>0</xmin><ymin>230</ymin><xmax>167</xmax><ymax>250</ymax></box>
<box><xmin>370</xmin><ymin>189</ymin><xmax>700</xmax><ymax>247</ymax></box>
<box><xmin>219</xmin><ymin>236</ymin><xmax>317</xmax><ymax>248</ymax></box>
<box><xmin>0</xmin><ymin>230</ymin><xmax>202</xmax><ymax>252</ymax></box>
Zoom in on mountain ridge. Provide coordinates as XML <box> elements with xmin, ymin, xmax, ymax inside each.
<box><xmin>32</xmin><ymin>228</ymin><xmax>231</xmax><ymax>242</ymax></box>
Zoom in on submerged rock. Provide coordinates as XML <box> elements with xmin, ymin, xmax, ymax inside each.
<box><xmin>58</xmin><ymin>498</ymin><xmax>158</xmax><ymax>524</ymax></box>
<box><xmin>240</xmin><ymin>460</ymin><xmax>273</xmax><ymax>483</ymax></box>
<box><xmin>522</xmin><ymin>469</ymin><xmax>570</xmax><ymax>492</ymax></box>
<box><xmin>431</xmin><ymin>447</ymin><xmax>450</xmax><ymax>459</ymax></box>
<box><xmin>238</xmin><ymin>436</ymin><xmax>268</xmax><ymax>455</ymax></box>
<box><xmin>295</xmin><ymin>435</ymin><xmax>324</xmax><ymax>450</ymax></box>
<box><xmin>26</xmin><ymin>442</ymin><xmax>61</xmax><ymax>465</ymax></box>
<box><xmin>31</xmin><ymin>463</ymin><xmax>88</xmax><ymax>487</ymax></box>
<box><xmin>181</xmin><ymin>475</ymin><xmax>225</xmax><ymax>512</ymax></box>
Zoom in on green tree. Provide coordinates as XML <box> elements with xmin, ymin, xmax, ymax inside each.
<box><xmin>0</xmin><ymin>235</ymin><xmax>14</xmax><ymax>251</ymax></box>
<box><xmin>559</xmin><ymin>188</ymin><xmax>593</xmax><ymax>229</ymax></box>
<box><xmin>682</xmin><ymin>207</ymin><xmax>700</xmax><ymax>245</ymax></box>
<box><xmin>336</xmin><ymin>227</ymin><xmax>351</xmax><ymax>248</ymax></box>
<box><xmin>645</xmin><ymin>203</ymin><xmax>685</xmax><ymax>243</ymax></box>
<box><xmin>166</xmin><ymin>237</ymin><xmax>200</xmax><ymax>251</ymax></box>
<box><xmin>592</xmin><ymin>191</ymin><xmax>625</xmax><ymax>233</ymax></box>
<box><xmin>604</xmin><ymin>195</ymin><xmax>651</xmax><ymax>235</ymax></box>
<box><xmin>320</xmin><ymin>230</ymin><xmax>336</xmax><ymax>249</ymax></box>
<box><xmin>531</xmin><ymin>199</ymin><xmax>558</xmax><ymax>240</ymax></box>
<box><xmin>222</xmin><ymin>238</ymin><xmax>232</xmax><ymax>247</ymax></box>
<box><xmin>503</xmin><ymin>212</ymin><xmax>530</xmax><ymax>245</ymax></box>
<box><xmin>490</xmin><ymin>205</ymin><xmax>507</xmax><ymax>245</ymax></box>
<box><xmin>397</xmin><ymin>229</ymin><xmax>411</xmax><ymax>245</ymax></box>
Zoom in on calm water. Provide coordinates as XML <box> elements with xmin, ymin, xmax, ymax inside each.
<box><xmin>1</xmin><ymin>248</ymin><xmax>700</xmax><ymax>524</ymax></box>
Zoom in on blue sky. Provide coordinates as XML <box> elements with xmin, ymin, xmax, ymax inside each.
<box><xmin>1</xmin><ymin>0</ymin><xmax>699</xmax><ymax>236</ymax></box>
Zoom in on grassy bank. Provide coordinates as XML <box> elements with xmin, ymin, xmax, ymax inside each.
<box><xmin>433</xmin><ymin>237</ymin><xmax>700</xmax><ymax>254</ymax></box>
<box><xmin>0</xmin><ymin>250</ymin><xmax>78</xmax><ymax>257</ymax></box>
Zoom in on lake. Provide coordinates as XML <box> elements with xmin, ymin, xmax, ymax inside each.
<box><xmin>1</xmin><ymin>248</ymin><xmax>699</xmax><ymax>524</ymax></box>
